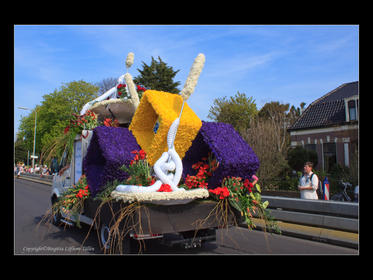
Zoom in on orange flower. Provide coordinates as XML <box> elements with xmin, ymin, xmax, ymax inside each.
<box><xmin>104</xmin><ymin>118</ymin><xmax>112</xmax><ymax>127</ymax></box>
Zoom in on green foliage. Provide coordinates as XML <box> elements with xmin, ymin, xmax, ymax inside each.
<box><xmin>207</xmin><ymin>91</ymin><xmax>258</xmax><ymax>133</ymax></box>
<box><xmin>94</xmin><ymin>179</ymin><xmax>126</xmax><ymax>201</ymax></box>
<box><xmin>53</xmin><ymin>175</ymin><xmax>90</xmax><ymax>228</ymax></box>
<box><xmin>133</xmin><ymin>56</ymin><xmax>181</xmax><ymax>94</ymax></box>
<box><xmin>258</xmin><ymin>101</ymin><xmax>290</xmax><ymax>120</ymax></box>
<box><xmin>220</xmin><ymin>177</ymin><xmax>281</xmax><ymax>234</ymax></box>
<box><xmin>120</xmin><ymin>150</ymin><xmax>155</xmax><ymax>187</ymax></box>
<box><xmin>14</xmin><ymin>136</ymin><xmax>29</xmax><ymax>164</ymax></box>
<box><xmin>17</xmin><ymin>80</ymin><xmax>99</xmax><ymax>165</ymax></box>
<box><xmin>287</xmin><ymin>146</ymin><xmax>318</xmax><ymax>172</ymax></box>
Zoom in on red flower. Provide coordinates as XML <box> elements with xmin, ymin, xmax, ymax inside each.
<box><xmin>157</xmin><ymin>184</ymin><xmax>173</xmax><ymax>192</ymax></box>
<box><xmin>149</xmin><ymin>177</ymin><xmax>156</xmax><ymax>185</ymax></box>
<box><xmin>196</xmin><ymin>169</ymin><xmax>206</xmax><ymax>178</ymax></box>
<box><xmin>104</xmin><ymin>118</ymin><xmax>112</xmax><ymax>127</ymax></box>
<box><xmin>139</xmin><ymin>149</ymin><xmax>146</xmax><ymax>160</ymax></box>
<box><xmin>112</xmin><ymin>119</ymin><xmax>119</xmax><ymax>127</ymax></box>
<box><xmin>64</xmin><ymin>125</ymin><xmax>70</xmax><ymax>134</ymax></box>
<box><xmin>136</xmin><ymin>85</ymin><xmax>146</xmax><ymax>91</ymax></box>
<box><xmin>103</xmin><ymin>118</ymin><xmax>119</xmax><ymax>127</ymax></box>
<box><xmin>75</xmin><ymin>188</ymin><xmax>89</xmax><ymax>198</ymax></box>
<box><xmin>209</xmin><ymin>187</ymin><xmax>230</xmax><ymax>200</ymax></box>
<box><xmin>198</xmin><ymin>181</ymin><xmax>208</xmax><ymax>189</ymax></box>
<box><xmin>192</xmin><ymin>161</ymin><xmax>204</xmax><ymax>170</ymax></box>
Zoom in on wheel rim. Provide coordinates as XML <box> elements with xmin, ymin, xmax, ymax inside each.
<box><xmin>100</xmin><ymin>225</ymin><xmax>111</xmax><ymax>249</ymax></box>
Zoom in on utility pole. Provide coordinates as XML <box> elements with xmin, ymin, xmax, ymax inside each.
<box><xmin>17</xmin><ymin>106</ymin><xmax>38</xmax><ymax>170</ymax></box>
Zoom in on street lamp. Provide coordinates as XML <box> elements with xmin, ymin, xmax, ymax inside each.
<box><xmin>17</xmin><ymin>106</ymin><xmax>37</xmax><ymax>170</ymax></box>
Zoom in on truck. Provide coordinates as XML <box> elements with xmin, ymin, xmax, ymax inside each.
<box><xmin>50</xmin><ymin>133</ymin><xmax>239</xmax><ymax>254</ymax></box>
<box><xmin>48</xmin><ymin>52</ymin><xmax>259</xmax><ymax>254</ymax></box>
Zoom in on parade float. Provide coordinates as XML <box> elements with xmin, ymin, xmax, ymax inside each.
<box><xmin>48</xmin><ymin>52</ymin><xmax>279</xmax><ymax>254</ymax></box>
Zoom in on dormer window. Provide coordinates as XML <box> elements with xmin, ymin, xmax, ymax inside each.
<box><xmin>348</xmin><ymin>100</ymin><xmax>356</xmax><ymax>121</ymax></box>
<box><xmin>344</xmin><ymin>95</ymin><xmax>359</xmax><ymax>122</ymax></box>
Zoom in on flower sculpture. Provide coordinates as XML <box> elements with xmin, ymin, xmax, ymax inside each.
<box><xmin>83</xmin><ymin>126</ymin><xmax>141</xmax><ymax>197</ymax></box>
<box><xmin>79</xmin><ymin>52</ymin><xmax>142</xmax><ymax>125</ymax></box>
<box><xmin>182</xmin><ymin>121</ymin><xmax>260</xmax><ymax>189</ymax></box>
<box><xmin>129</xmin><ymin>90</ymin><xmax>202</xmax><ymax>166</ymax></box>
<box><xmin>116</xmin><ymin>116</ymin><xmax>186</xmax><ymax>193</ymax></box>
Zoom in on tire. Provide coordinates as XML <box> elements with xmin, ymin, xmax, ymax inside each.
<box><xmin>100</xmin><ymin>224</ymin><xmax>112</xmax><ymax>251</ymax></box>
<box><xmin>51</xmin><ymin>196</ymin><xmax>62</xmax><ymax>226</ymax></box>
<box><xmin>330</xmin><ymin>193</ymin><xmax>345</xmax><ymax>201</ymax></box>
<box><xmin>99</xmin><ymin>223</ymin><xmax>131</xmax><ymax>254</ymax></box>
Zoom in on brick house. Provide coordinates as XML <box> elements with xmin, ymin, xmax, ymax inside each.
<box><xmin>288</xmin><ymin>81</ymin><xmax>359</xmax><ymax>172</ymax></box>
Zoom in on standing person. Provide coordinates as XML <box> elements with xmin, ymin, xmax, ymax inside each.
<box><xmin>41</xmin><ymin>165</ymin><xmax>48</xmax><ymax>177</ymax></box>
<box><xmin>17</xmin><ymin>164</ymin><xmax>24</xmax><ymax>178</ymax></box>
<box><xmin>298</xmin><ymin>162</ymin><xmax>319</xmax><ymax>200</ymax></box>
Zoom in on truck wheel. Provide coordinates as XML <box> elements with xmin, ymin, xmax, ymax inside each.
<box><xmin>100</xmin><ymin>224</ymin><xmax>112</xmax><ymax>250</ymax></box>
<box><xmin>52</xmin><ymin>210</ymin><xmax>62</xmax><ymax>226</ymax></box>
<box><xmin>51</xmin><ymin>197</ymin><xmax>62</xmax><ymax>226</ymax></box>
<box><xmin>99</xmin><ymin>223</ymin><xmax>131</xmax><ymax>254</ymax></box>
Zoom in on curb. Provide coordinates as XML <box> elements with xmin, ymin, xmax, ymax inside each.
<box><xmin>15</xmin><ymin>176</ymin><xmax>52</xmax><ymax>186</ymax></box>
<box><xmin>240</xmin><ymin>218</ymin><xmax>358</xmax><ymax>250</ymax></box>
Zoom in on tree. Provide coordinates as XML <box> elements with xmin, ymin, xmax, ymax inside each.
<box><xmin>287</xmin><ymin>146</ymin><xmax>318</xmax><ymax>172</ymax></box>
<box><xmin>133</xmin><ymin>56</ymin><xmax>181</xmax><ymax>93</ymax></box>
<box><xmin>241</xmin><ymin>101</ymin><xmax>308</xmax><ymax>190</ymax></box>
<box><xmin>207</xmin><ymin>91</ymin><xmax>258</xmax><ymax>134</ymax></box>
<box><xmin>258</xmin><ymin>101</ymin><xmax>291</xmax><ymax>154</ymax></box>
<box><xmin>17</xmin><ymin>80</ymin><xmax>99</xmax><ymax>165</ymax></box>
<box><xmin>241</xmin><ymin>116</ymin><xmax>289</xmax><ymax>189</ymax></box>
<box><xmin>97</xmin><ymin>77</ymin><xmax>117</xmax><ymax>95</ymax></box>
<box><xmin>14</xmin><ymin>135</ymin><xmax>29</xmax><ymax>164</ymax></box>
<box><xmin>258</xmin><ymin>101</ymin><xmax>289</xmax><ymax>121</ymax></box>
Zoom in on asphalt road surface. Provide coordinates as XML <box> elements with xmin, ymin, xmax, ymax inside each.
<box><xmin>14</xmin><ymin>178</ymin><xmax>358</xmax><ymax>255</ymax></box>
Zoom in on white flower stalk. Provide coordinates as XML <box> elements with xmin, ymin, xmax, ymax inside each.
<box><xmin>180</xmin><ymin>53</ymin><xmax>205</xmax><ymax>101</ymax></box>
<box><xmin>124</xmin><ymin>73</ymin><xmax>140</xmax><ymax>108</ymax></box>
<box><xmin>125</xmin><ymin>52</ymin><xmax>135</xmax><ymax>71</ymax></box>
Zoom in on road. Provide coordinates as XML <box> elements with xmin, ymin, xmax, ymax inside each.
<box><xmin>14</xmin><ymin>178</ymin><xmax>358</xmax><ymax>255</ymax></box>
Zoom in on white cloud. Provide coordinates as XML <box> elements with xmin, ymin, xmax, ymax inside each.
<box><xmin>314</xmin><ymin>35</ymin><xmax>355</xmax><ymax>53</ymax></box>
<box><xmin>14</xmin><ymin>46</ymin><xmax>66</xmax><ymax>86</ymax></box>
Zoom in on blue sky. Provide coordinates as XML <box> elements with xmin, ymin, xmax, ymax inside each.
<box><xmin>14</xmin><ymin>24</ymin><xmax>359</xmax><ymax>141</ymax></box>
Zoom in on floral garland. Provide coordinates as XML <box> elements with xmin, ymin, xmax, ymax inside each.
<box><xmin>183</xmin><ymin>152</ymin><xmax>218</xmax><ymax>190</ymax></box>
<box><xmin>209</xmin><ymin>175</ymin><xmax>280</xmax><ymax>233</ymax></box>
<box><xmin>120</xmin><ymin>150</ymin><xmax>155</xmax><ymax>187</ymax></box>
<box><xmin>110</xmin><ymin>188</ymin><xmax>209</xmax><ymax>203</ymax></box>
<box><xmin>52</xmin><ymin>174</ymin><xmax>90</xmax><ymax>228</ymax></box>
<box><xmin>117</xmin><ymin>83</ymin><xmax>147</xmax><ymax>100</ymax></box>
<box><xmin>64</xmin><ymin>110</ymin><xmax>98</xmax><ymax>135</ymax></box>
<box><xmin>103</xmin><ymin>118</ymin><xmax>120</xmax><ymax>127</ymax></box>
<box><xmin>129</xmin><ymin>90</ymin><xmax>202</xmax><ymax>166</ymax></box>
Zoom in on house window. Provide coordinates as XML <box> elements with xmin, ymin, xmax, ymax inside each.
<box><xmin>323</xmin><ymin>143</ymin><xmax>336</xmax><ymax>172</ymax></box>
<box><xmin>304</xmin><ymin>144</ymin><xmax>316</xmax><ymax>152</ymax></box>
<box><xmin>348</xmin><ymin>100</ymin><xmax>357</xmax><ymax>121</ymax></box>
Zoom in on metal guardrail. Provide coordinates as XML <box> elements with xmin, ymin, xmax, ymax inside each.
<box><xmin>261</xmin><ymin>195</ymin><xmax>358</xmax><ymax>233</ymax></box>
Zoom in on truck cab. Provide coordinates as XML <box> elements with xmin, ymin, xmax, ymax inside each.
<box><xmin>51</xmin><ymin>131</ymin><xmax>93</xmax><ymax>225</ymax></box>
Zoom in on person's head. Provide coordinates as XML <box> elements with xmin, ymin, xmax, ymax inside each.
<box><xmin>303</xmin><ymin>162</ymin><xmax>313</xmax><ymax>174</ymax></box>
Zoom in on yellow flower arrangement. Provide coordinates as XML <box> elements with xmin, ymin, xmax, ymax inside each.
<box><xmin>129</xmin><ymin>90</ymin><xmax>202</xmax><ymax>166</ymax></box>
